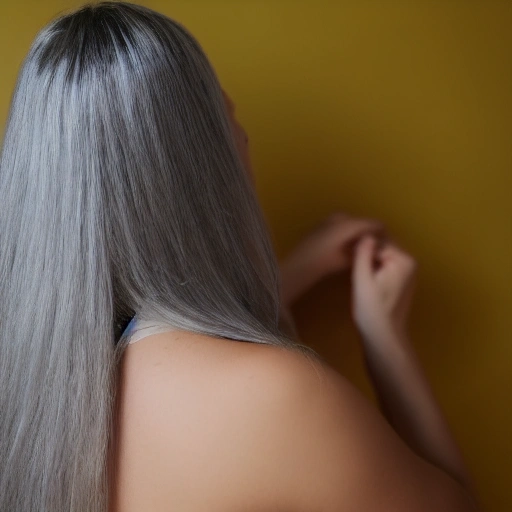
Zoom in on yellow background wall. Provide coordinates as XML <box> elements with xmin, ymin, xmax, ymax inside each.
<box><xmin>1</xmin><ymin>1</ymin><xmax>510</xmax><ymax>509</ymax></box>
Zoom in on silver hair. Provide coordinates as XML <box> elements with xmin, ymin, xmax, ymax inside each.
<box><xmin>0</xmin><ymin>1</ymin><xmax>318</xmax><ymax>511</ymax></box>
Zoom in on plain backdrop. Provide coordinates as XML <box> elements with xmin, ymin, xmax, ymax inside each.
<box><xmin>1</xmin><ymin>1</ymin><xmax>510</xmax><ymax>510</ymax></box>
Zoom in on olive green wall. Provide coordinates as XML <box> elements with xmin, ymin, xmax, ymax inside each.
<box><xmin>1</xmin><ymin>1</ymin><xmax>510</xmax><ymax>510</ymax></box>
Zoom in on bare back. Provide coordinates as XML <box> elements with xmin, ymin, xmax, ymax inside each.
<box><xmin>111</xmin><ymin>328</ymin><xmax>287</xmax><ymax>512</ymax></box>
<box><xmin>110</xmin><ymin>327</ymin><xmax>476</xmax><ymax>512</ymax></box>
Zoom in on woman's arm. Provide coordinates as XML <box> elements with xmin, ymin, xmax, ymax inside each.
<box><xmin>278</xmin><ymin>211</ymin><xmax>386</xmax><ymax>339</ymax></box>
<box><xmin>281</xmin><ymin>228</ymin><xmax>478</xmax><ymax>505</ymax></box>
<box><xmin>350</xmin><ymin>234</ymin><xmax>479</xmax><ymax>507</ymax></box>
<box><xmin>278</xmin><ymin>300</ymin><xmax>301</xmax><ymax>341</ymax></box>
<box><xmin>278</xmin><ymin>255</ymin><xmax>325</xmax><ymax>341</ymax></box>
<box><xmin>279</xmin><ymin>253</ymin><xmax>327</xmax><ymax>307</ymax></box>
<box><xmin>362</xmin><ymin>328</ymin><xmax>477</xmax><ymax>499</ymax></box>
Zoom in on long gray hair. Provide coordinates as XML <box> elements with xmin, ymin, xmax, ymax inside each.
<box><xmin>0</xmin><ymin>2</ymin><xmax>318</xmax><ymax>511</ymax></box>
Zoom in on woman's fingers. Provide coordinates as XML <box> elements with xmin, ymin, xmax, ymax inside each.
<box><xmin>336</xmin><ymin>219</ymin><xmax>386</xmax><ymax>246</ymax></box>
<box><xmin>353</xmin><ymin>235</ymin><xmax>378</xmax><ymax>284</ymax></box>
<box><xmin>341</xmin><ymin>220</ymin><xmax>387</xmax><ymax>262</ymax></box>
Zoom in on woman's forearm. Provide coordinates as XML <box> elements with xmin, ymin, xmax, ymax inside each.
<box><xmin>279</xmin><ymin>254</ymin><xmax>326</xmax><ymax>307</ymax></box>
<box><xmin>278</xmin><ymin>303</ymin><xmax>301</xmax><ymax>341</ymax></box>
<box><xmin>361</xmin><ymin>331</ymin><xmax>476</xmax><ymax>498</ymax></box>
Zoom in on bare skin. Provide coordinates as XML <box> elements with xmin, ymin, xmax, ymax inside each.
<box><xmin>110</xmin><ymin>94</ymin><xmax>478</xmax><ymax>511</ymax></box>
<box><xmin>113</xmin><ymin>331</ymin><xmax>475</xmax><ymax>512</ymax></box>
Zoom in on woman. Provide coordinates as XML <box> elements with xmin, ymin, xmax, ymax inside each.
<box><xmin>0</xmin><ymin>2</ymin><xmax>478</xmax><ymax>511</ymax></box>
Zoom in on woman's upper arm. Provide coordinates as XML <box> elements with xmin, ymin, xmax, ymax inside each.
<box><xmin>243</xmin><ymin>346</ymin><xmax>477</xmax><ymax>512</ymax></box>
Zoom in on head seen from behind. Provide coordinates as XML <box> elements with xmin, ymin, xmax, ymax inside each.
<box><xmin>0</xmin><ymin>2</ymin><xmax>313</xmax><ymax>511</ymax></box>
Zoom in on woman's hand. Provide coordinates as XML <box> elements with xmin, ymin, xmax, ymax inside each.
<box><xmin>351</xmin><ymin>235</ymin><xmax>418</xmax><ymax>345</ymax></box>
<box><xmin>280</xmin><ymin>212</ymin><xmax>387</xmax><ymax>306</ymax></box>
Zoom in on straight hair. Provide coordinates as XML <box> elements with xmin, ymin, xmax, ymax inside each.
<box><xmin>0</xmin><ymin>2</ymin><xmax>318</xmax><ymax>511</ymax></box>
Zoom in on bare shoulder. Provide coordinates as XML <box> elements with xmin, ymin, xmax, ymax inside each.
<box><xmin>219</xmin><ymin>339</ymin><xmax>477</xmax><ymax>512</ymax></box>
<box><xmin>118</xmin><ymin>331</ymin><xmax>476</xmax><ymax>512</ymax></box>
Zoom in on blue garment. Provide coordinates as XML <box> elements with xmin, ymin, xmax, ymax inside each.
<box><xmin>114</xmin><ymin>314</ymin><xmax>136</xmax><ymax>343</ymax></box>
<box><xmin>122</xmin><ymin>316</ymin><xmax>137</xmax><ymax>338</ymax></box>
